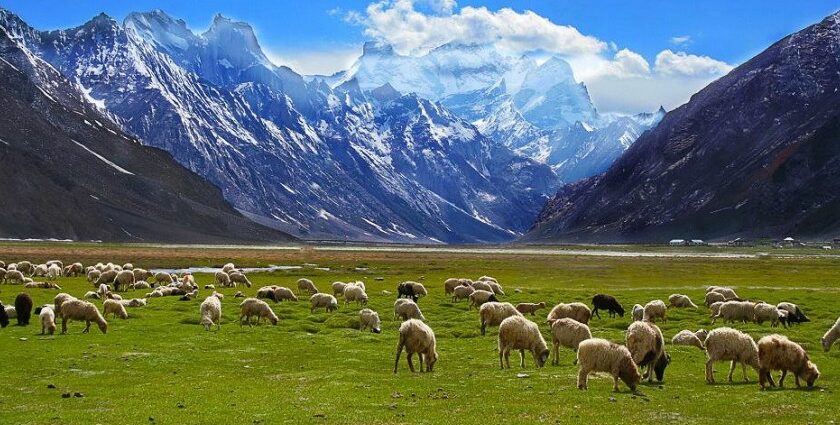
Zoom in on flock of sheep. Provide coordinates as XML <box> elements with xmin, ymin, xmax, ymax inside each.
<box><xmin>2</xmin><ymin>259</ymin><xmax>839</xmax><ymax>395</ymax></box>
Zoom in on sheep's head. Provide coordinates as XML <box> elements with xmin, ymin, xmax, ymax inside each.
<box><xmin>654</xmin><ymin>352</ymin><xmax>671</xmax><ymax>382</ymax></box>
<box><xmin>426</xmin><ymin>350</ymin><xmax>438</xmax><ymax>372</ymax></box>
<box><xmin>802</xmin><ymin>361</ymin><xmax>820</xmax><ymax>388</ymax></box>
<box><xmin>269</xmin><ymin>315</ymin><xmax>279</xmax><ymax>325</ymax></box>
<box><xmin>97</xmin><ymin>321</ymin><xmax>108</xmax><ymax>334</ymax></box>
<box><xmin>536</xmin><ymin>349</ymin><xmax>550</xmax><ymax>368</ymax></box>
<box><xmin>619</xmin><ymin>357</ymin><xmax>642</xmax><ymax>391</ymax></box>
<box><xmin>822</xmin><ymin>336</ymin><xmax>832</xmax><ymax>352</ymax></box>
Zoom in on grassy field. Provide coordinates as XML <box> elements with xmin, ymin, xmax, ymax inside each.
<box><xmin>0</xmin><ymin>244</ymin><xmax>838</xmax><ymax>424</ymax></box>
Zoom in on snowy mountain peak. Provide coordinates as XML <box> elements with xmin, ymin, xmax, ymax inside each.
<box><xmin>124</xmin><ymin>10</ymin><xmax>198</xmax><ymax>54</ymax></box>
<box><xmin>369</xmin><ymin>82</ymin><xmax>401</xmax><ymax>103</ymax></box>
<box><xmin>362</xmin><ymin>40</ymin><xmax>395</xmax><ymax>56</ymax></box>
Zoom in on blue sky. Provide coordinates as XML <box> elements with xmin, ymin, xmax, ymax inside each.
<box><xmin>4</xmin><ymin>0</ymin><xmax>838</xmax><ymax>112</ymax></box>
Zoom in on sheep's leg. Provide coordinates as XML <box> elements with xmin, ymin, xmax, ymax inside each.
<box><xmin>504</xmin><ymin>349</ymin><xmax>511</xmax><ymax>369</ymax></box>
<box><xmin>779</xmin><ymin>370</ymin><xmax>787</xmax><ymax>388</ymax></box>
<box><xmin>552</xmin><ymin>342</ymin><xmax>559</xmax><ymax>366</ymax></box>
<box><xmin>480</xmin><ymin>321</ymin><xmax>486</xmax><ymax>336</ymax></box>
<box><xmin>577</xmin><ymin>368</ymin><xmax>588</xmax><ymax>389</ymax></box>
<box><xmin>573</xmin><ymin>349</ymin><xmax>579</xmax><ymax>365</ymax></box>
<box><xmin>417</xmin><ymin>353</ymin><xmax>424</xmax><ymax>372</ymax></box>
<box><xmin>499</xmin><ymin>349</ymin><xmax>505</xmax><ymax>369</ymax></box>
<box><xmin>61</xmin><ymin>318</ymin><xmax>68</xmax><ymax>335</ymax></box>
<box><xmin>612</xmin><ymin>375</ymin><xmax>621</xmax><ymax>392</ymax></box>
<box><xmin>407</xmin><ymin>353</ymin><xmax>416</xmax><ymax>373</ymax></box>
<box><xmin>83</xmin><ymin>320</ymin><xmax>91</xmax><ymax>334</ymax></box>
<box><xmin>741</xmin><ymin>362</ymin><xmax>749</xmax><ymax>382</ymax></box>
<box><xmin>393</xmin><ymin>342</ymin><xmax>404</xmax><ymax>374</ymax></box>
<box><xmin>519</xmin><ymin>349</ymin><xmax>526</xmax><ymax>368</ymax></box>
<box><xmin>794</xmin><ymin>373</ymin><xmax>801</xmax><ymax>388</ymax></box>
<box><xmin>593</xmin><ymin>309</ymin><xmax>601</xmax><ymax>319</ymax></box>
<box><xmin>727</xmin><ymin>360</ymin><xmax>737</xmax><ymax>383</ymax></box>
<box><xmin>705</xmin><ymin>359</ymin><xmax>714</xmax><ymax>384</ymax></box>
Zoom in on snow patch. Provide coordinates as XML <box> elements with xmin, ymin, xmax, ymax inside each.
<box><xmin>70</xmin><ymin>139</ymin><xmax>135</xmax><ymax>175</ymax></box>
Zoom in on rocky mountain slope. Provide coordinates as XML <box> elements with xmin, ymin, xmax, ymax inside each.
<box><xmin>525</xmin><ymin>11</ymin><xmax>840</xmax><ymax>243</ymax></box>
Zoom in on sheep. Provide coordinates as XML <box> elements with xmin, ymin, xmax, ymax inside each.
<box><xmin>576</xmin><ymin>338</ymin><xmax>642</xmax><ymax>393</ymax></box>
<box><xmin>642</xmin><ymin>300</ymin><xmax>667</xmax><ymax>323</ymax></box>
<box><xmin>200</xmin><ymin>295</ymin><xmax>222</xmax><ymax>331</ymax></box>
<box><xmin>479</xmin><ymin>302</ymin><xmax>522</xmax><ymax>336</ymax></box>
<box><xmin>443</xmin><ymin>278</ymin><xmax>464</xmax><ymax>294</ymax></box>
<box><xmin>87</xmin><ymin>269</ymin><xmax>101</xmax><ymax>284</ymax></box>
<box><xmin>121</xmin><ymin>263</ymin><xmax>133</xmax><ymax>271</ymax></box>
<box><xmin>671</xmin><ymin>329</ymin><xmax>707</xmax><ymax>350</ymax></box>
<box><xmin>239</xmin><ymin>298</ymin><xmax>279</xmax><ymax>326</ymax></box>
<box><xmin>84</xmin><ymin>291</ymin><xmax>100</xmax><ymax>299</ymax></box>
<box><xmin>753</xmin><ymin>302</ymin><xmax>785</xmax><ymax>327</ymax></box>
<box><xmin>703</xmin><ymin>327</ymin><xmax>759</xmax><ymax>384</ymax></box>
<box><xmin>515</xmin><ymin>302</ymin><xmax>546</xmax><ymax>316</ymax></box>
<box><xmin>95</xmin><ymin>269</ymin><xmax>118</xmax><ymax>286</ymax></box>
<box><xmin>757</xmin><ymin>334</ymin><xmax>820</xmax><ymax>389</ymax></box>
<box><xmin>309</xmin><ymin>293</ymin><xmax>338</xmax><ymax>313</ymax></box>
<box><xmin>709</xmin><ymin>301</ymin><xmax>724</xmax><ymax>318</ymax></box>
<box><xmin>222</xmin><ymin>263</ymin><xmax>236</xmax><ymax>273</ymax></box>
<box><xmin>631</xmin><ymin>304</ymin><xmax>644</xmax><ymax>322</ymax></box>
<box><xmin>394</xmin><ymin>299</ymin><xmax>425</xmax><ymax>321</ymax></box>
<box><xmin>103</xmin><ymin>299</ymin><xmax>128</xmax><ymax>320</ymax></box>
<box><xmin>668</xmin><ymin>294</ymin><xmax>698</xmax><ymax>309</ymax></box>
<box><xmin>154</xmin><ymin>272</ymin><xmax>174</xmax><ymax>286</ymax></box>
<box><xmin>486</xmin><ymin>281</ymin><xmax>505</xmax><ymax>296</ymax></box>
<box><xmin>59</xmin><ymin>299</ymin><xmax>108</xmax><ymax>334</ymax></box>
<box><xmin>14</xmin><ymin>293</ymin><xmax>33</xmax><ymax>325</ymax></box>
<box><xmin>234</xmin><ymin>291</ymin><xmax>245</xmax><ymax>298</ymax></box>
<box><xmin>332</xmin><ymin>281</ymin><xmax>348</xmax><ymax>296</ymax></box>
<box><xmin>704</xmin><ymin>291</ymin><xmax>726</xmax><ymax>306</ymax></box>
<box><xmin>33</xmin><ymin>264</ymin><xmax>48</xmax><ymax>277</ymax></box>
<box><xmin>397</xmin><ymin>281</ymin><xmax>427</xmax><ymax>302</ymax></box>
<box><xmin>297</xmin><ymin>278</ymin><xmax>319</xmax><ymax>295</ymax></box>
<box><xmin>710</xmin><ymin>287</ymin><xmax>740</xmax><ymax>301</ymax></box>
<box><xmin>470</xmin><ymin>280</ymin><xmax>493</xmax><ymax>293</ymax></box>
<box><xmin>546</xmin><ymin>302</ymin><xmax>592</xmax><ymax>325</ymax></box>
<box><xmin>712</xmin><ymin>301</ymin><xmax>756</xmax><ymax>324</ymax></box>
<box><xmin>210</xmin><ymin>270</ymin><xmax>230</xmax><ymax>287</ymax></box>
<box><xmin>5</xmin><ymin>305</ymin><xmax>16</xmax><ymax>319</ymax></box>
<box><xmin>0</xmin><ymin>302</ymin><xmax>7</xmax><ymax>328</ymax></box>
<box><xmin>39</xmin><ymin>306</ymin><xmax>56</xmax><ymax>335</ymax></box>
<box><xmin>132</xmin><ymin>268</ymin><xmax>152</xmax><ymax>282</ymax></box>
<box><xmin>359</xmin><ymin>308</ymin><xmax>381</xmax><ymax>333</ymax></box>
<box><xmin>0</xmin><ymin>267</ymin><xmax>5</xmax><ymax>282</ymax></box>
<box><xmin>468</xmin><ymin>290</ymin><xmax>498</xmax><ymax>309</ymax></box>
<box><xmin>343</xmin><ymin>284</ymin><xmax>368</xmax><ymax>306</ymax></box>
<box><xmin>477</xmin><ymin>275</ymin><xmax>498</xmax><ymax>283</ymax></box>
<box><xmin>625</xmin><ymin>320</ymin><xmax>667</xmax><ymax>382</ymax></box>
<box><xmin>113</xmin><ymin>270</ymin><xmax>135</xmax><ymax>292</ymax></box>
<box><xmin>179</xmin><ymin>274</ymin><xmax>196</xmax><ymax>290</ymax></box>
<box><xmin>53</xmin><ymin>293</ymin><xmax>77</xmax><ymax>317</ymax></box>
<box><xmin>119</xmin><ymin>298</ymin><xmax>147</xmax><ymax>307</ymax></box>
<box><xmin>15</xmin><ymin>261</ymin><xmax>34</xmax><ymax>275</ymax></box>
<box><xmin>229</xmin><ymin>272</ymin><xmax>252</xmax><ymax>288</ymax></box>
<box><xmin>451</xmin><ymin>285</ymin><xmax>474</xmax><ymax>302</ymax></box>
<box><xmin>256</xmin><ymin>286</ymin><xmax>280</xmax><ymax>301</ymax></box>
<box><xmin>394</xmin><ymin>319</ymin><xmax>437</xmax><ymax>373</ymax></box>
<box><xmin>273</xmin><ymin>287</ymin><xmax>298</xmax><ymax>302</ymax></box>
<box><xmin>66</xmin><ymin>262</ymin><xmax>84</xmax><ymax>277</ymax></box>
<box><xmin>46</xmin><ymin>264</ymin><xmax>62</xmax><ymax>280</ymax></box>
<box><xmin>5</xmin><ymin>270</ymin><xmax>25</xmax><ymax>284</ymax></box>
<box><xmin>497</xmin><ymin>315</ymin><xmax>549</xmax><ymax>369</ymax></box>
<box><xmin>822</xmin><ymin>316</ymin><xmax>840</xmax><ymax>352</ymax></box>
<box><xmin>550</xmin><ymin>318</ymin><xmax>592</xmax><ymax>365</ymax></box>
<box><xmin>591</xmin><ymin>294</ymin><xmax>625</xmax><ymax>318</ymax></box>
<box><xmin>24</xmin><ymin>282</ymin><xmax>61</xmax><ymax>289</ymax></box>
<box><xmin>776</xmin><ymin>302</ymin><xmax>810</xmax><ymax>324</ymax></box>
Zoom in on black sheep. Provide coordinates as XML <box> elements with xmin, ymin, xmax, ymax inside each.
<box><xmin>14</xmin><ymin>293</ymin><xmax>33</xmax><ymax>326</ymax></box>
<box><xmin>397</xmin><ymin>282</ymin><xmax>417</xmax><ymax>302</ymax></box>
<box><xmin>653</xmin><ymin>352</ymin><xmax>671</xmax><ymax>382</ymax></box>
<box><xmin>591</xmin><ymin>294</ymin><xmax>624</xmax><ymax>319</ymax></box>
<box><xmin>0</xmin><ymin>302</ymin><xmax>8</xmax><ymax>328</ymax></box>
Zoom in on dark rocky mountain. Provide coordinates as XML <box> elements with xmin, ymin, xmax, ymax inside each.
<box><xmin>0</xmin><ymin>25</ymin><xmax>291</xmax><ymax>243</ymax></box>
<box><xmin>525</xmin><ymin>11</ymin><xmax>840</xmax><ymax>243</ymax></box>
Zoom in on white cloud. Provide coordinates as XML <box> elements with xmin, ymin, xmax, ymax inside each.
<box><xmin>654</xmin><ymin>49</ymin><xmax>733</xmax><ymax>78</ymax></box>
<box><xmin>266</xmin><ymin>46</ymin><xmax>362</xmax><ymax>76</ymax></box>
<box><xmin>670</xmin><ymin>35</ymin><xmax>691</xmax><ymax>46</ymax></box>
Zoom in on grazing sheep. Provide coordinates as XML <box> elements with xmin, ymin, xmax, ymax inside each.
<box><xmin>515</xmin><ymin>302</ymin><xmax>546</xmax><ymax>316</ymax></box>
<box><xmin>256</xmin><ymin>286</ymin><xmax>279</xmax><ymax>301</ymax></box>
<box><xmin>704</xmin><ymin>291</ymin><xmax>726</xmax><ymax>306</ymax></box>
<box><xmin>122</xmin><ymin>263</ymin><xmax>133</xmax><ymax>271</ymax></box>
<box><xmin>119</xmin><ymin>298</ymin><xmax>147</xmax><ymax>307</ymax></box>
<box><xmin>546</xmin><ymin>302</ymin><xmax>592</xmax><ymax>325</ymax></box>
<box><xmin>24</xmin><ymin>282</ymin><xmax>61</xmax><ymax>289</ymax></box>
<box><xmin>642</xmin><ymin>300</ymin><xmax>667</xmax><ymax>323</ymax></box>
<box><xmin>103</xmin><ymin>299</ymin><xmax>128</xmax><ymax>319</ymax></box>
<box><xmin>343</xmin><ymin>284</ymin><xmax>369</xmax><ymax>306</ymax></box>
<box><xmin>753</xmin><ymin>302</ymin><xmax>785</xmax><ymax>327</ymax></box>
<box><xmin>297</xmin><ymin>278</ymin><xmax>319</xmax><ymax>295</ymax></box>
<box><xmin>309</xmin><ymin>293</ymin><xmax>338</xmax><ymax>313</ymax></box>
<box><xmin>443</xmin><ymin>278</ymin><xmax>465</xmax><ymax>294</ymax></box>
<box><xmin>668</xmin><ymin>294</ymin><xmax>699</xmax><ymax>309</ymax></box>
<box><xmin>153</xmin><ymin>272</ymin><xmax>174</xmax><ymax>286</ymax></box>
<box><xmin>67</xmin><ymin>262</ymin><xmax>84</xmax><ymax>277</ymax></box>
<box><xmin>229</xmin><ymin>272</ymin><xmax>252</xmax><ymax>288</ymax></box>
<box><xmin>359</xmin><ymin>308</ymin><xmax>381</xmax><ymax>333</ymax></box>
<box><xmin>709</xmin><ymin>301</ymin><xmax>724</xmax><ymax>318</ymax></box>
<box><xmin>468</xmin><ymin>290</ymin><xmax>498</xmax><ymax>309</ymax></box>
<box><xmin>5</xmin><ymin>270</ymin><xmax>25</xmax><ymax>284</ymax></box>
<box><xmin>15</xmin><ymin>261</ymin><xmax>34</xmax><ymax>275</ymax></box>
<box><xmin>204</xmin><ymin>284</ymin><xmax>216</xmax><ymax>290</ymax></box>
<box><xmin>33</xmin><ymin>264</ymin><xmax>48</xmax><ymax>277</ymax></box>
<box><xmin>46</xmin><ymin>264</ymin><xmax>62</xmax><ymax>280</ymax></box>
<box><xmin>477</xmin><ymin>275</ymin><xmax>498</xmax><ymax>283</ymax></box>
<box><xmin>712</xmin><ymin>301</ymin><xmax>756</xmax><ymax>324</ymax></box>
<box><xmin>53</xmin><ymin>293</ymin><xmax>77</xmax><ymax>317</ymax></box>
<box><xmin>239</xmin><ymin>298</ymin><xmax>279</xmax><ymax>326</ymax></box>
<box><xmin>234</xmin><ymin>291</ymin><xmax>245</xmax><ymax>298</ymax></box>
<box><xmin>96</xmin><ymin>270</ymin><xmax>118</xmax><ymax>286</ymax></box>
<box><xmin>498</xmin><ymin>315</ymin><xmax>549</xmax><ymax>369</ymax></box>
<box><xmin>486</xmin><ymin>281</ymin><xmax>505</xmax><ymax>296</ymax></box>
<box><xmin>631</xmin><ymin>304</ymin><xmax>644</xmax><ymax>322</ymax></box>
<box><xmin>332</xmin><ymin>281</ymin><xmax>348</xmax><ymax>296</ymax></box>
<box><xmin>199</xmin><ymin>295</ymin><xmax>222</xmax><ymax>330</ymax></box>
<box><xmin>470</xmin><ymin>280</ymin><xmax>493</xmax><ymax>293</ymax></box>
<box><xmin>114</xmin><ymin>270</ymin><xmax>135</xmax><ymax>292</ymax></box>
<box><xmin>451</xmin><ymin>285</ymin><xmax>475</xmax><ymax>302</ymax></box>
<box><xmin>821</xmin><ymin>316</ymin><xmax>840</xmax><ymax>352</ymax></box>
<box><xmin>591</xmin><ymin>294</ymin><xmax>625</xmax><ymax>318</ymax></box>
<box><xmin>576</xmin><ymin>338</ymin><xmax>642</xmax><ymax>393</ymax></box>
<box><xmin>132</xmin><ymin>268</ymin><xmax>152</xmax><ymax>282</ymax></box>
<box><xmin>222</xmin><ymin>263</ymin><xmax>236</xmax><ymax>273</ymax></box>
<box><xmin>394</xmin><ymin>299</ymin><xmax>425</xmax><ymax>321</ymax></box>
<box><xmin>87</xmin><ymin>269</ymin><xmax>101</xmax><ymax>284</ymax></box>
<box><xmin>397</xmin><ymin>281</ymin><xmax>427</xmax><ymax>302</ymax></box>
<box><xmin>550</xmin><ymin>318</ymin><xmax>592</xmax><ymax>365</ymax></box>
<box><xmin>39</xmin><ymin>306</ymin><xmax>56</xmax><ymax>335</ymax></box>
<box><xmin>394</xmin><ymin>319</ymin><xmax>437</xmax><ymax>373</ymax></box>
<box><xmin>0</xmin><ymin>302</ymin><xmax>8</xmax><ymax>328</ymax></box>
<box><xmin>273</xmin><ymin>287</ymin><xmax>298</xmax><ymax>302</ymax></box>
<box><xmin>757</xmin><ymin>334</ymin><xmax>820</xmax><ymax>389</ymax></box>
<box><xmin>14</xmin><ymin>293</ymin><xmax>32</xmax><ymax>326</ymax></box>
<box><xmin>672</xmin><ymin>329</ymin><xmax>707</xmax><ymax>350</ymax></box>
<box><xmin>479</xmin><ymin>302</ymin><xmax>522</xmax><ymax>335</ymax></box>
<box><xmin>59</xmin><ymin>299</ymin><xmax>108</xmax><ymax>334</ymax></box>
<box><xmin>776</xmin><ymin>302</ymin><xmax>810</xmax><ymax>325</ymax></box>
<box><xmin>5</xmin><ymin>305</ymin><xmax>16</xmax><ymax>319</ymax></box>
<box><xmin>84</xmin><ymin>291</ymin><xmax>100</xmax><ymax>299</ymax></box>
<box><xmin>626</xmin><ymin>321</ymin><xmax>667</xmax><ymax>382</ymax></box>
<box><xmin>710</xmin><ymin>287</ymin><xmax>740</xmax><ymax>301</ymax></box>
<box><xmin>214</xmin><ymin>270</ymin><xmax>231</xmax><ymax>287</ymax></box>
<box><xmin>704</xmin><ymin>327</ymin><xmax>759</xmax><ymax>384</ymax></box>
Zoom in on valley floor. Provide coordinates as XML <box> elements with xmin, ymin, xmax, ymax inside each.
<box><xmin>0</xmin><ymin>243</ymin><xmax>837</xmax><ymax>424</ymax></box>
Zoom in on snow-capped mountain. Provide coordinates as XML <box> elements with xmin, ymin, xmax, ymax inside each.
<box><xmin>0</xmin><ymin>9</ymin><xmax>558</xmax><ymax>243</ymax></box>
<box><xmin>323</xmin><ymin>41</ymin><xmax>661</xmax><ymax>181</ymax></box>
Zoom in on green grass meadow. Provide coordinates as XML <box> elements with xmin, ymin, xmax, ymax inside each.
<box><xmin>0</xmin><ymin>247</ymin><xmax>838</xmax><ymax>424</ymax></box>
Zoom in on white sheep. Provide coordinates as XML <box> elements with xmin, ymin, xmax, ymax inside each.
<box><xmin>497</xmin><ymin>315</ymin><xmax>549</xmax><ymax>369</ymax></box>
<box><xmin>443</xmin><ymin>278</ymin><xmax>466</xmax><ymax>294</ymax></box>
<box><xmin>214</xmin><ymin>270</ymin><xmax>231</xmax><ymax>287</ymax></box>
<box><xmin>486</xmin><ymin>281</ymin><xmax>505</xmax><ymax>296</ymax></box>
<box><xmin>239</xmin><ymin>298</ymin><xmax>279</xmax><ymax>326</ymax></box>
<box><xmin>394</xmin><ymin>319</ymin><xmax>437</xmax><ymax>373</ymax></box>
<box><xmin>451</xmin><ymin>285</ymin><xmax>474</xmax><ymax>302</ymax></box>
<box><xmin>394</xmin><ymin>299</ymin><xmax>425</xmax><ymax>321</ymax></box>
<box><xmin>343</xmin><ymin>284</ymin><xmax>369</xmax><ymax>306</ymax></box>
<box><xmin>478</xmin><ymin>302</ymin><xmax>522</xmax><ymax>335</ymax></box>
<box><xmin>631</xmin><ymin>304</ymin><xmax>644</xmax><ymax>321</ymax></box>
<box><xmin>59</xmin><ymin>299</ymin><xmax>108</xmax><ymax>334</ymax></box>
<box><xmin>671</xmin><ymin>329</ymin><xmax>706</xmax><ymax>350</ymax></box>
<box><xmin>132</xmin><ymin>268</ymin><xmax>152</xmax><ymax>282</ymax></box>
<box><xmin>757</xmin><ymin>334</ymin><xmax>820</xmax><ymax>389</ymax></box>
<box><xmin>119</xmin><ymin>298</ymin><xmax>147</xmax><ymax>307</ymax></box>
<box><xmin>642</xmin><ymin>300</ymin><xmax>667</xmax><ymax>322</ymax></box>
<box><xmin>222</xmin><ymin>263</ymin><xmax>236</xmax><ymax>273</ymax></box>
<box><xmin>468</xmin><ymin>290</ymin><xmax>497</xmax><ymax>309</ymax></box>
<box><xmin>821</xmin><ymin>316</ymin><xmax>840</xmax><ymax>352</ymax></box>
<box><xmin>46</xmin><ymin>264</ymin><xmax>62</xmax><ymax>280</ymax></box>
<box><xmin>274</xmin><ymin>287</ymin><xmax>298</xmax><ymax>302</ymax></box>
<box><xmin>332</xmin><ymin>281</ymin><xmax>348</xmax><ymax>296</ymax></box>
<box><xmin>471</xmin><ymin>280</ymin><xmax>493</xmax><ymax>293</ymax></box>
<box><xmin>154</xmin><ymin>272</ymin><xmax>174</xmax><ymax>286</ymax></box>
<box><xmin>710</xmin><ymin>287</ymin><xmax>740</xmax><ymax>300</ymax></box>
<box><xmin>703</xmin><ymin>327</ymin><xmax>759</xmax><ymax>384</ymax></box>
<box><xmin>39</xmin><ymin>306</ymin><xmax>56</xmax><ymax>335</ymax></box>
<box><xmin>708</xmin><ymin>301</ymin><xmax>724</xmax><ymax>318</ymax></box>
<box><xmin>625</xmin><ymin>320</ymin><xmax>666</xmax><ymax>382</ymax></box>
<box><xmin>309</xmin><ymin>293</ymin><xmax>337</xmax><ymax>313</ymax></box>
<box><xmin>53</xmin><ymin>293</ymin><xmax>77</xmax><ymax>317</ymax></box>
<box><xmin>547</xmin><ymin>302</ymin><xmax>592</xmax><ymax>325</ymax></box>
<box><xmin>5</xmin><ymin>270</ymin><xmax>25</xmax><ymax>284</ymax></box>
<box><xmin>229</xmin><ymin>272</ymin><xmax>252</xmax><ymax>288</ymax></box>
<box><xmin>359</xmin><ymin>308</ymin><xmax>381</xmax><ymax>333</ymax></box>
<box><xmin>515</xmin><ymin>302</ymin><xmax>546</xmax><ymax>316</ymax></box>
<box><xmin>87</xmin><ymin>269</ymin><xmax>101</xmax><ymax>284</ymax></box>
<box><xmin>712</xmin><ymin>301</ymin><xmax>756</xmax><ymax>324</ymax></box>
<box><xmin>4</xmin><ymin>305</ymin><xmax>16</xmax><ymax>319</ymax></box>
<box><xmin>24</xmin><ymin>282</ymin><xmax>61</xmax><ymax>289</ymax></box>
<box><xmin>550</xmin><ymin>317</ymin><xmax>592</xmax><ymax>365</ymax></box>
<box><xmin>704</xmin><ymin>291</ymin><xmax>726</xmax><ymax>306</ymax></box>
<box><xmin>200</xmin><ymin>294</ymin><xmax>222</xmax><ymax>330</ymax></box>
<box><xmin>753</xmin><ymin>302</ymin><xmax>785</xmax><ymax>327</ymax></box>
<box><xmin>103</xmin><ymin>299</ymin><xmax>128</xmax><ymax>319</ymax></box>
<box><xmin>84</xmin><ymin>291</ymin><xmax>100</xmax><ymax>299</ymax></box>
<box><xmin>668</xmin><ymin>294</ymin><xmax>698</xmax><ymax>308</ymax></box>
<box><xmin>576</xmin><ymin>338</ymin><xmax>642</xmax><ymax>393</ymax></box>
<box><xmin>96</xmin><ymin>270</ymin><xmax>118</xmax><ymax>285</ymax></box>
<box><xmin>297</xmin><ymin>278</ymin><xmax>319</xmax><ymax>295</ymax></box>
<box><xmin>114</xmin><ymin>270</ymin><xmax>135</xmax><ymax>292</ymax></box>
